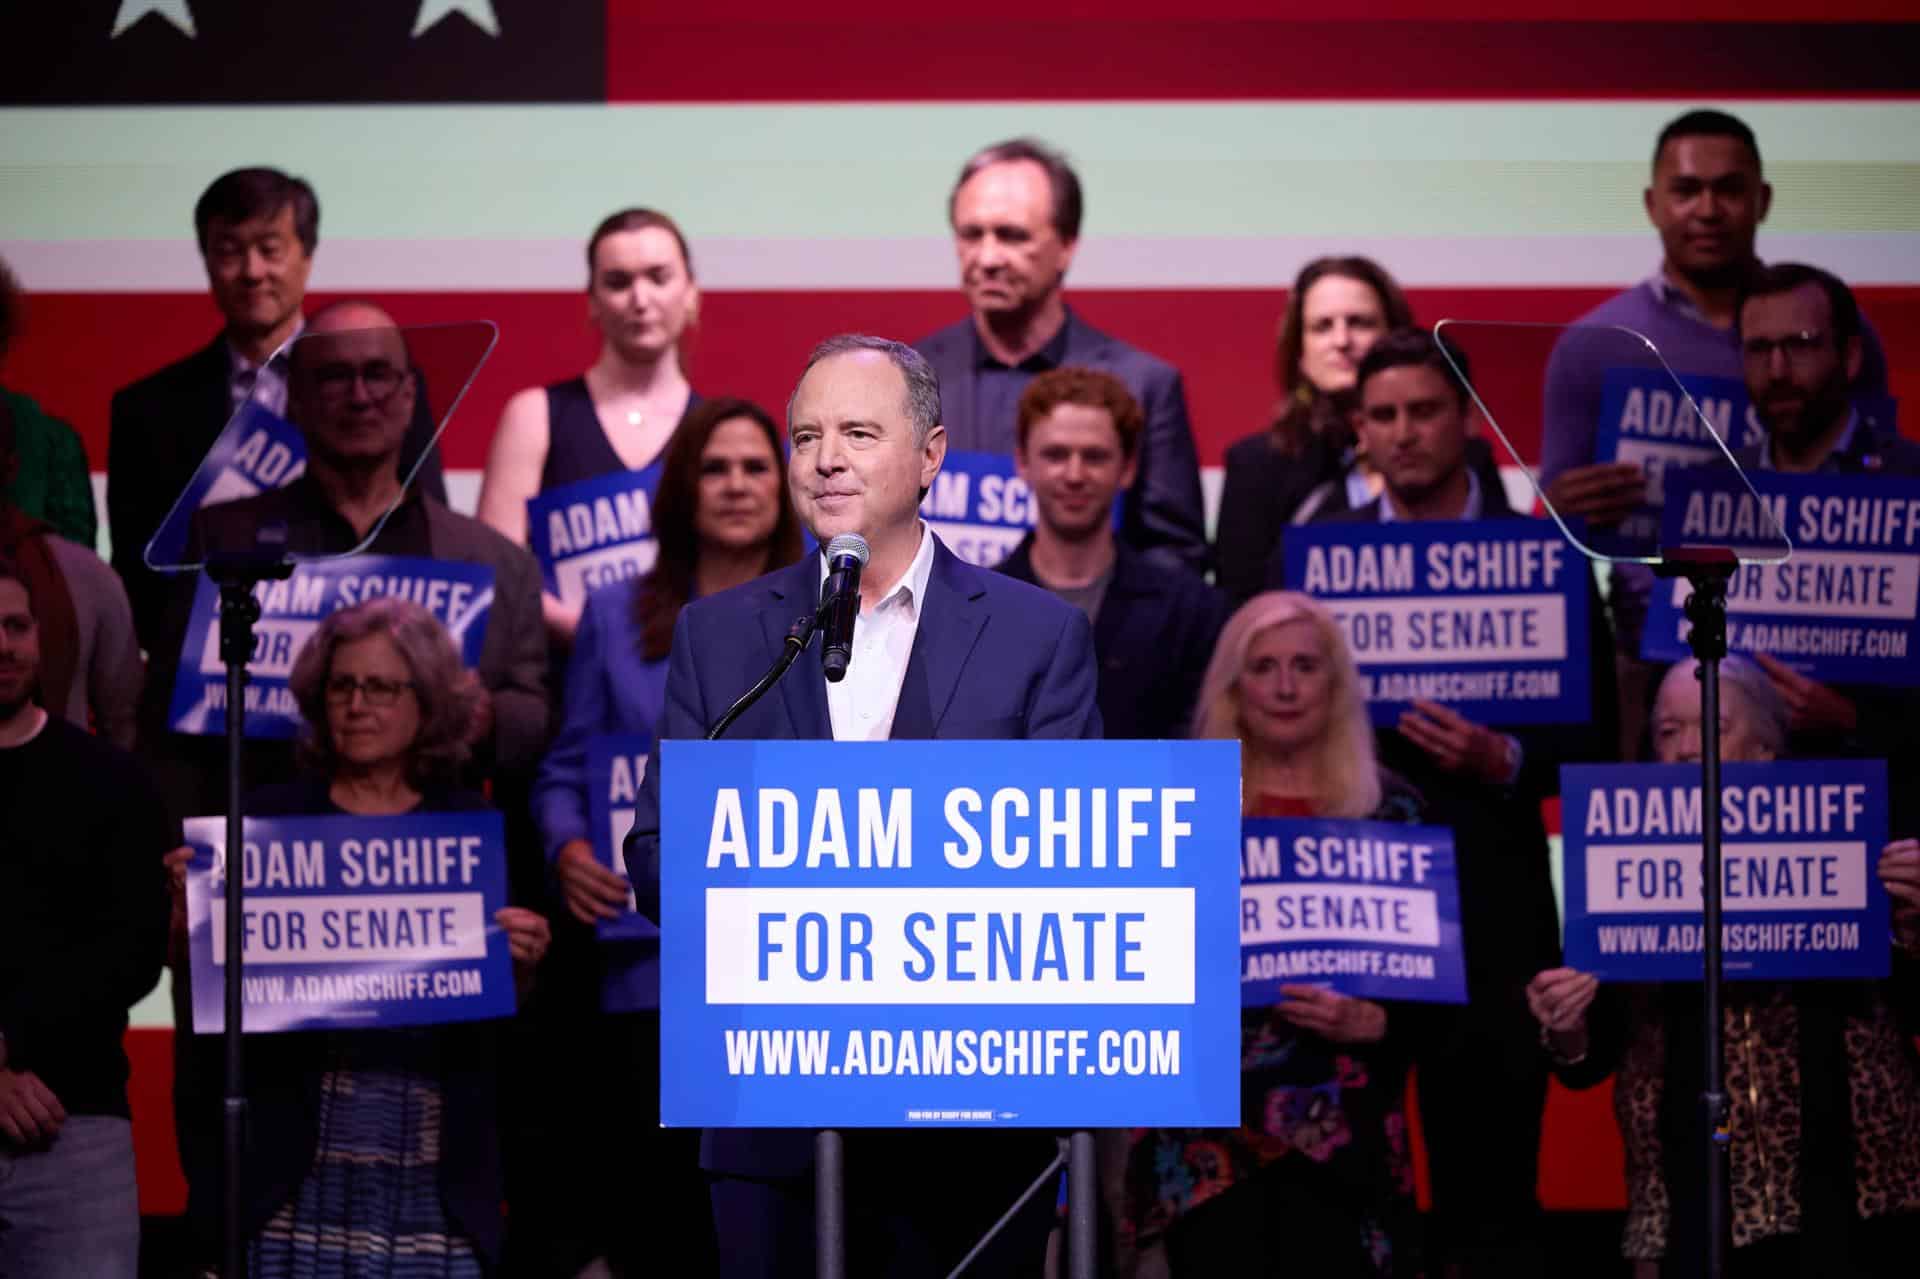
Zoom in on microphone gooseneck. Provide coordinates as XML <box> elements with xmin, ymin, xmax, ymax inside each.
<box><xmin>819</xmin><ymin>533</ymin><xmax>869</xmax><ymax>684</ymax></box>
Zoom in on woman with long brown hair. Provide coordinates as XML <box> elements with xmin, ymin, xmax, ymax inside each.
<box><xmin>1213</xmin><ymin>258</ymin><xmax>1413</xmax><ymax>607</ymax></box>
<box><xmin>525</xmin><ymin>395</ymin><xmax>803</xmax><ymax>1277</ymax></box>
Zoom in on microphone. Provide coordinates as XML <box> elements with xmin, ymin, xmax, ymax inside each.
<box><xmin>818</xmin><ymin>533</ymin><xmax>869</xmax><ymax>684</ymax></box>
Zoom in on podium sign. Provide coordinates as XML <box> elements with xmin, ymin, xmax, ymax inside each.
<box><xmin>660</xmin><ymin>739</ymin><xmax>1242</xmax><ymax>1128</ymax></box>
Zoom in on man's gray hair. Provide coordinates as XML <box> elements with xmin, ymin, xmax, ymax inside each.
<box><xmin>789</xmin><ymin>334</ymin><xmax>943</xmax><ymax>447</ymax></box>
<box><xmin>1670</xmin><ymin>654</ymin><xmax>1791</xmax><ymax>758</ymax></box>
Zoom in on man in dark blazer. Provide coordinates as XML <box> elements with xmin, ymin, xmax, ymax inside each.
<box><xmin>913</xmin><ymin>138</ymin><xmax>1206</xmax><ymax>574</ymax></box>
<box><xmin>1270</xmin><ymin>329</ymin><xmax>1619</xmax><ymax>1276</ymax></box>
<box><xmin>137</xmin><ymin>301</ymin><xmax>545</xmax><ymax>821</ymax></box>
<box><xmin>626</xmin><ymin>335</ymin><xmax>1100</xmax><ymax>1279</ymax></box>
<box><xmin>995</xmin><ymin>366</ymin><xmax>1224</xmax><ymax>739</ymax></box>
<box><xmin>108</xmin><ymin>167</ymin><xmax>445</xmax><ymax>653</ymax></box>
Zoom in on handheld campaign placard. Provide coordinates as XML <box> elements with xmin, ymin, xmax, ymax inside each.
<box><xmin>1561</xmin><ymin>761</ymin><xmax>1891</xmax><ymax>982</ymax></box>
<box><xmin>183</xmin><ymin>811</ymin><xmax>516</xmax><ymax>1033</ymax></box>
<box><xmin>660</xmin><ymin>739</ymin><xmax>1242</xmax><ymax>1129</ymax></box>
<box><xmin>167</xmin><ymin>555</ymin><xmax>494</xmax><ymax>737</ymax></box>
<box><xmin>147</xmin><ymin>404</ymin><xmax>309</xmax><ymax>568</ymax></box>
<box><xmin>1644</xmin><ymin>471</ymin><xmax>1920</xmax><ymax>685</ymax></box>
<box><xmin>587</xmin><ymin>733</ymin><xmax>658</xmax><ymax>944</ymax></box>
<box><xmin>1239</xmin><ymin>819</ymin><xmax>1467</xmax><ymax>1005</ymax></box>
<box><xmin>1282</xmin><ymin>519</ymin><xmax>1591</xmax><ymax>725</ymax></box>
<box><xmin>1590</xmin><ymin>369</ymin><xmax>1769</xmax><ymax>550</ymax></box>
<box><xmin>526</xmin><ymin>466</ymin><xmax>664</xmax><ymax>607</ymax></box>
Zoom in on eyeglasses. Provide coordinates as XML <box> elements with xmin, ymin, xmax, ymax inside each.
<box><xmin>1741</xmin><ymin>331</ymin><xmax>1830</xmax><ymax>364</ymax></box>
<box><xmin>308</xmin><ymin>360</ymin><xmax>407</xmax><ymax>401</ymax></box>
<box><xmin>324</xmin><ymin>674</ymin><xmax>416</xmax><ymax>706</ymax></box>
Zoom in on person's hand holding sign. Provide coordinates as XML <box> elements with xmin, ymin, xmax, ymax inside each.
<box><xmin>163</xmin><ymin>845</ymin><xmax>193</xmax><ymax>970</ymax></box>
<box><xmin>555</xmin><ymin>839</ymin><xmax>632</xmax><ymax>924</ymax></box>
<box><xmin>1543</xmin><ymin>462</ymin><xmax>1646</xmax><ymax>527</ymax></box>
<box><xmin>1526</xmin><ymin>967</ymin><xmax>1598</xmax><ymax>1064</ymax></box>
<box><xmin>1397</xmin><ymin>700</ymin><xmax>1517</xmax><ymax>785</ymax></box>
<box><xmin>1878</xmin><ymin>839</ymin><xmax>1920</xmax><ymax>951</ymax></box>
<box><xmin>1753</xmin><ymin>654</ymin><xmax>1858</xmax><ymax>735</ymax></box>
<box><xmin>1277</xmin><ymin>984</ymin><xmax>1388</xmax><ymax>1044</ymax></box>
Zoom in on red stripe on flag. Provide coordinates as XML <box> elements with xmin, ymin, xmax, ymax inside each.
<box><xmin>16</xmin><ymin>287</ymin><xmax>1920</xmax><ymax>473</ymax></box>
<box><xmin>605</xmin><ymin>19</ymin><xmax>1920</xmax><ymax>101</ymax></box>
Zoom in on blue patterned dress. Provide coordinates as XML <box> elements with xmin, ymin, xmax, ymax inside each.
<box><xmin>248</xmin><ymin>1030</ymin><xmax>484</xmax><ymax>1279</ymax></box>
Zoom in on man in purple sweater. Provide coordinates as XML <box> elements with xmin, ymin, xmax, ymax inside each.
<box><xmin>1537</xmin><ymin>109</ymin><xmax>1891</xmax><ymax>754</ymax></box>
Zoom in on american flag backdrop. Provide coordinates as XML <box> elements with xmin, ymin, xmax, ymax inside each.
<box><xmin>3</xmin><ymin>0</ymin><xmax>1917</xmax><ymax>1217</ymax></box>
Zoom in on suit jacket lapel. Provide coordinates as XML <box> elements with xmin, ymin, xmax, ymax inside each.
<box><xmin>193</xmin><ymin>337</ymin><xmax>235</xmax><ymax>462</ymax></box>
<box><xmin>892</xmin><ymin>538</ymin><xmax>986</xmax><ymax>739</ymax></box>
<box><xmin>762</xmin><ymin>556</ymin><xmax>832</xmax><ymax>739</ymax></box>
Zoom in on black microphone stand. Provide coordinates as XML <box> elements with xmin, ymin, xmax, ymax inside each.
<box><xmin>204</xmin><ymin>549</ymin><xmax>293</xmax><ymax>1279</ymax></box>
<box><xmin>1653</xmin><ymin>545</ymin><xmax>1739</xmax><ymax>1279</ymax></box>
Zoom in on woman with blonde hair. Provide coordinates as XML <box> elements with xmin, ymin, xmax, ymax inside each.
<box><xmin>1123</xmin><ymin>590</ymin><xmax>1427</xmax><ymax>1277</ymax></box>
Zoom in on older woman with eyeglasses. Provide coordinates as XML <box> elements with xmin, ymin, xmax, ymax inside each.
<box><xmin>168</xmin><ymin>597</ymin><xmax>549</xmax><ymax>1278</ymax></box>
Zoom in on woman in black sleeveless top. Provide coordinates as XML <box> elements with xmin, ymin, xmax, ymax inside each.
<box><xmin>477</xmin><ymin>208</ymin><xmax>702</xmax><ymax>644</ymax></box>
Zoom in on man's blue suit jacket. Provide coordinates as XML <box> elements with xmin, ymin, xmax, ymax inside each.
<box><xmin>623</xmin><ymin>533</ymin><xmax>1103</xmax><ymax>1177</ymax></box>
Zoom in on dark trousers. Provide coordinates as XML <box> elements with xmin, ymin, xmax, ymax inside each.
<box><xmin>502</xmin><ymin>990</ymin><xmax>718</xmax><ymax>1277</ymax></box>
<box><xmin>1416</xmin><ymin>995</ymin><xmax>1548</xmax><ymax>1277</ymax></box>
<box><xmin>1164</xmin><ymin>1156</ymin><xmax>1381</xmax><ymax>1279</ymax></box>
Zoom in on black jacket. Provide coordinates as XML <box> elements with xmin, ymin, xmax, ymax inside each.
<box><xmin>996</xmin><ymin>534</ymin><xmax>1227</xmax><ymax>740</ymax></box>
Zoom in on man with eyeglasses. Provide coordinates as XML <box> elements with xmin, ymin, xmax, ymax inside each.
<box><xmin>1730</xmin><ymin>262</ymin><xmax>1920</xmax><ymax>837</ymax></box>
<box><xmin>108</xmin><ymin>168</ymin><xmax>447</xmax><ymax>656</ymax></box>
<box><xmin>133</xmin><ymin>301</ymin><xmax>547</xmax><ymax>826</ymax></box>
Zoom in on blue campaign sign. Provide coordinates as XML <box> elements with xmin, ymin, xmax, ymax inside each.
<box><xmin>182</xmin><ymin>811</ymin><xmax>516</xmax><ymax>1033</ymax></box>
<box><xmin>167</xmin><ymin>555</ymin><xmax>494</xmax><ymax>737</ymax></box>
<box><xmin>918</xmin><ymin>450</ymin><xmax>1122</xmax><ymax>568</ymax></box>
<box><xmin>1281</xmin><ymin>519</ymin><xmax>1591</xmax><ymax>726</ymax></box>
<box><xmin>148</xmin><ymin>403</ymin><xmax>308</xmax><ymax>567</ymax></box>
<box><xmin>659</xmin><ymin>739</ymin><xmax>1242</xmax><ymax>1129</ymax></box>
<box><xmin>1590</xmin><ymin>368</ymin><xmax>1768</xmax><ymax>551</ymax></box>
<box><xmin>1239</xmin><ymin>819</ymin><xmax>1467</xmax><ymax>1005</ymax></box>
<box><xmin>1561</xmin><ymin>760</ymin><xmax>1891</xmax><ymax>982</ymax></box>
<box><xmin>526</xmin><ymin>464</ymin><xmax>665</xmax><ymax>606</ymax></box>
<box><xmin>1644</xmin><ymin>470</ymin><xmax>1920</xmax><ymax>685</ymax></box>
<box><xmin>588</xmin><ymin>734</ymin><xmax>664</xmax><ymax>1013</ymax></box>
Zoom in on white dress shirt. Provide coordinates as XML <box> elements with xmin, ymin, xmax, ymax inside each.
<box><xmin>823</xmin><ymin>524</ymin><xmax>938</xmax><ymax>742</ymax></box>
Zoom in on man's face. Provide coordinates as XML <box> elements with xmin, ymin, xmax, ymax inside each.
<box><xmin>287</xmin><ymin>322</ymin><xmax>416</xmax><ymax>472</ymax></box>
<box><xmin>0</xmin><ymin>580</ymin><xmax>41</xmax><ymax>719</ymax></box>
<box><xmin>1016</xmin><ymin>403</ymin><xmax>1136</xmax><ymax>542</ymax></box>
<box><xmin>1356</xmin><ymin>364</ymin><xmax>1471</xmax><ymax>507</ymax></box>
<box><xmin>787</xmin><ymin>352</ymin><xmax>945</xmax><ymax>548</ymax></box>
<box><xmin>202</xmin><ymin>204</ymin><xmax>312</xmax><ymax>340</ymax></box>
<box><xmin>1740</xmin><ymin>283</ymin><xmax>1860</xmax><ymax>449</ymax></box>
<box><xmin>1652</xmin><ymin>667</ymin><xmax>1775</xmax><ymax>765</ymax></box>
<box><xmin>1645</xmin><ymin>136</ymin><xmax>1771</xmax><ymax>283</ymax></box>
<box><xmin>950</xmin><ymin>160</ymin><xmax>1076</xmax><ymax>320</ymax></box>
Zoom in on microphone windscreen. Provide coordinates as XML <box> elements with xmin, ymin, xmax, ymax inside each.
<box><xmin>824</xmin><ymin>533</ymin><xmax>870</xmax><ymax>567</ymax></box>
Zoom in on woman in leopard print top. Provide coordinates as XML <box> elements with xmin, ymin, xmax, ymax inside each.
<box><xmin>1528</xmin><ymin>656</ymin><xmax>1920</xmax><ymax>1277</ymax></box>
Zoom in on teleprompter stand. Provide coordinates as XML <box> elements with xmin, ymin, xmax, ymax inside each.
<box><xmin>1652</xmin><ymin>545</ymin><xmax>1739</xmax><ymax>1279</ymax></box>
<box><xmin>205</xmin><ymin>549</ymin><xmax>294</xmax><ymax>1279</ymax></box>
<box><xmin>704</xmin><ymin>607</ymin><xmax>1100</xmax><ymax>1279</ymax></box>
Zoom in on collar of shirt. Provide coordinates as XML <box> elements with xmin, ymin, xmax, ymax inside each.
<box><xmin>968</xmin><ymin>308</ymin><xmax>1073</xmax><ymax>372</ymax></box>
<box><xmin>226</xmin><ymin>315</ymin><xmax>306</xmax><ymax>415</ymax></box>
<box><xmin>820</xmin><ymin>520</ymin><xmax>938</xmax><ymax>620</ymax></box>
<box><xmin>1646</xmin><ymin>264</ymin><xmax>1757</xmax><ymax>331</ymax></box>
<box><xmin>1377</xmin><ymin>468</ymin><xmax>1483</xmax><ymax>522</ymax></box>
<box><xmin>277</xmin><ymin>472</ymin><xmax>433</xmax><ymax>557</ymax></box>
<box><xmin>1757</xmin><ymin>408</ymin><xmax>1861</xmax><ymax>473</ymax></box>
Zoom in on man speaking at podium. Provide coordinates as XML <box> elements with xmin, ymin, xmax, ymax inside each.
<box><xmin>626</xmin><ymin>334</ymin><xmax>1101</xmax><ymax>1277</ymax></box>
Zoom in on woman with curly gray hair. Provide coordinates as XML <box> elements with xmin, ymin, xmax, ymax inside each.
<box><xmin>170</xmin><ymin>597</ymin><xmax>549</xmax><ymax>1278</ymax></box>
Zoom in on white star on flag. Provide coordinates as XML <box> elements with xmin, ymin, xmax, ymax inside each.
<box><xmin>413</xmin><ymin>0</ymin><xmax>501</xmax><ymax>38</ymax></box>
<box><xmin>111</xmin><ymin>0</ymin><xmax>197</xmax><ymax>38</ymax></box>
